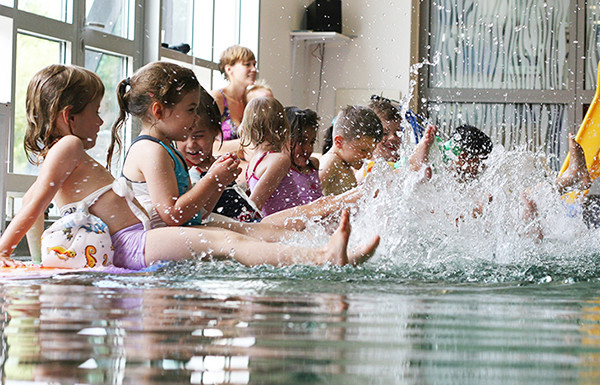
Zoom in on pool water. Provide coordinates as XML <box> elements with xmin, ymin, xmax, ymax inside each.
<box><xmin>1</xmin><ymin>262</ymin><xmax>600</xmax><ymax>384</ymax></box>
<box><xmin>3</xmin><ymin>146</ymin><xmax>600</xmax><ymax>384</ymax></box>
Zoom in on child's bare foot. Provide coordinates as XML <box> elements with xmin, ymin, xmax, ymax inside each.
<box><xmin>321</xmin><ymin>209</ymin><xmax>380</xmax><ymax>266</ymax></box>
<box><xmin>409</xmin><ymin>124</ymin><xmax>437</xmax><ymax>179</ymax></box>
<box><xmin>348</xmin><ymin>235</ymin><xmax>380</xmax><ymax>265</ymax></box>
<box><xmin>557</xmin><ymin>134</ymin><xmax>592</xmax><ymax>194</ymax></box>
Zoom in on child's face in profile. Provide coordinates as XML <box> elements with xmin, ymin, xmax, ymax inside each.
<box><xmin>374</xmin><ymin>119</ymin><xmax>402</xmax><ymax>162</ymax></box>
<box><xmin>71</xmin><ymin>97</ymin><xmax>104</xmax><ymax>150</ymax></box>
<box><xmin>161</xmin><ymin>89</ymin><xmax>200</xmax><ymax>141</ymax></box>
<box><xmin>338</xmin><ymin>136</ymin><xmax>378</xmax><ymax>169</ymax></box>
<box><xmin>291</xmin><ymin>126</ymin><xmax>317</xmax><ymax>168</ymax></box>
<box><xmin>176</xmin><ymin>119</ymin><xmax>218</xmax><ymax>167</ymax></box>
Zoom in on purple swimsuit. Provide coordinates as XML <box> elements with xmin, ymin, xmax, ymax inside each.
<box><xmin>246</xmin><ymin>152</ymin><xmax>323</xmax><ymax>216</ymax></box>
<box><xmin>111</xmin><ymin>223</ymin><xmax>147</xmax><ymax>270</ymax></box>
<box><xmin>219</xmin><ymin>89</ymin><xmax>239</xmax><ymax>140</ymax></box>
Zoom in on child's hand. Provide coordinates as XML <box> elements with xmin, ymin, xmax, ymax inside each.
<box><xmin>0</xmin><ymin>252</ymin><xmax>24</xmax><ymax>267</ymax></box>
<box><xmin>207</xmin><ymin>153</ymin><xmax>241</xmax><ymax>191</ymax></box>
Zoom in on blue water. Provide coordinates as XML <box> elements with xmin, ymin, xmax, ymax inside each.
<box><xmin>3</xmin><ymin>146</ymin><xmax>600</xmax><ymax>384</ymax></box>
<box><xmin>2</xmin><ymin>261</ymin><xmax>600</xmax><ymax>385</ymax></box>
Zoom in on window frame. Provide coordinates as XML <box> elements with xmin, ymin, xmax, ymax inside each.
<box><xmin>417</xmin><ymin>0</ymin><xmax>593</xmax><ymax>164</ymax></box>
<box><xmin>158</xmin><ymin>0</ymin><xmax>260</xmax><ymax>91</ymax></box>
<box><xmin>0</xmin><ymin>0</ymin><xmax>145</xmax><ymax>222</ymax></box>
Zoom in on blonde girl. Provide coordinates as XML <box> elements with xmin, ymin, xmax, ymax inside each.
<box><xmin>242</xmin><ymin>96</ymin><xmax>302</xmax><ymax>216</ymax></box>
<box><xmin>0</xmin><ymin>64</ymin><xmax>379</xmax><ymax>268</ymax></box>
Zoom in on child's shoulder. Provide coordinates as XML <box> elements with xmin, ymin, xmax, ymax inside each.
<box><xmin>262</xmin><ymin>151</ymin><xmax>291</xmax><ymax>167</ymax></box>
<box><xmin>319</xmin><ymin>151</ymin><xmax>344</xmax><ymax>170</ymax></box>
<box><xmin>42</xmin><ymin>136</ymin><xmax>90</xmax><ymax>175</ymax></box>
<box><xmin>46</xmin><ymin>135</ymin><xmax>86</xmax><ymax>160</ymax></box>
<box><xmin>129</xmin><ymin>136</ymin><xmax>174</xmax><ymax>157</ymax></box>
<box><xmin>250</xmin><ymin>151</ymin><xmax>290</xmax><ymax>178</ymax></box>
<box><xmin>54</xmin><ymin>134</ymin><xmax>85</xmax><ymax>150</ymax></box>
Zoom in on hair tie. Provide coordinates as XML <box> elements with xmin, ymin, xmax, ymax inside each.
<box><xmin>124</xmin><ymin>77</ymin><xmax>131</xmax><ymax>86</ymax></box>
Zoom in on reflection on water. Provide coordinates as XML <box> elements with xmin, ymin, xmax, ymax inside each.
<box><xmin>3</xmin><ymin>144</ymin><xmax>600</xmax><ymax>384</ymax></box>
<box><xmin>1</xmin><ymin>263</ymin><xmax>600</xmax><ymax>385</ymax></box>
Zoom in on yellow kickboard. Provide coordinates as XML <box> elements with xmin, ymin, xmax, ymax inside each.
<box><xmin>559</xmin><ymin>61</ymin><xmax>600</xmax><ymax>181</ymax></box>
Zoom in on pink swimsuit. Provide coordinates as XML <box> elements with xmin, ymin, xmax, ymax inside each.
<box><xmin>219</xmin><ymin>89</ymin><xmax>239</xmax><ymax>140</ymax></box>
<box><xmin>246</xmin><ymin>152</ymin><xmax>323</xmax><ymax>216</ymax></box>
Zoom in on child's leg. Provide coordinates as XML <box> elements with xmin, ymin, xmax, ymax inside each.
<box><xmin>556</xmin><ymin>133</ymin><xmax>592</xmax><ymax>194</ymax></box>
<box><xmin>203</xmin><ymin>215</ymin><xmax>302</xmax><ymax>242</ymax></box>
<box><xmin>409</xmin><ymin>124</ymin><xmax>437</xmax><ymax>179</ymax></box>
<box><xmin>144</xmin><ymin>210</ymin><xmax>379</xmax><ymax>267</ymax></box>
<box><xmin>520</xmin><ymin>190</ymin><xmax>543</xmax><ymax>241</ymax></box>
<box><xmin>261</xmin><ymin>187</ymin><xmax>364</xmax><ymax>231</ymax></box>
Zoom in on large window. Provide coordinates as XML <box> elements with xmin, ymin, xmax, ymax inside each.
<box><xmin>0</xmin><ymin>0</ymin><xmax>141</xmax><ymax>222</ymax></box>
<box><xmin>160</xmin><ymin>0</ymin><xmax>260</xmax><ymax>91</ymax></box>
<box><xmin>0</xmin><ymin>0</ymin><xmax>260</xmax><ymax>226</ymax></box>
<box><xmin>13</xmin><ymin>33</ymin><xmax>67</xmax><ymax>174</ymax></box>
<box><xmin>419</xmin><ymin>0</ymin><xmax>599</xmax><ymax>169</ymax></box>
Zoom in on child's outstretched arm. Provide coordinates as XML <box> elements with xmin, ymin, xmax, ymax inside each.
<box><xmin>0</xmin><ymin>136</ymin><xmax>84</xmax><ymax>266</ymax></box>
<box><xmin>137</xmin><ymin>142</ymin><xmax>240</xmax><ymax>226</ymax></box>
<box><xmin>261</xmin><ymin>185</ymin><xmax>364</xmax><ymax>231</ymax></box>
<box><xmin>248</xmin><ymin>153</ymin><xmax>291</xmax><ymax>210</ymax></box>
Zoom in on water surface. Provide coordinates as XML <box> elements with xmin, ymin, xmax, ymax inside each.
<box><xmin>2</xmin><ymin>261</ymin><xmax>600</xmax><ymax>385</ymax></box>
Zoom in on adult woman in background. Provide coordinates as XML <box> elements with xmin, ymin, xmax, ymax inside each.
<box><xmin>210</xmin><ymin>45</ymin><xmax>257</xmax><ymax>143</ymax></box>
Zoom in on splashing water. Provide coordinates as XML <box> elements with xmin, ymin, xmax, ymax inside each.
<box><xmin>291</xmin><ymin>144</ymin><xmax>600</xmax><ymax>284</ymax></box>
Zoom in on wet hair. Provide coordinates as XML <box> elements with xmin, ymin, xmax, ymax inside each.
<box><xmin>368</xmin><ymin>98</ymin><xmax>401</xmax><ymax>123</ymax></box>
<box><xmin>108</xmin><ymin>61</ymin><xmax>199</xmax><ymax>168</ymax></box>
<box><xmin>240</xmin><ymin>96</ymin><xmax>290</xmax><ymax>151</ymax></box>
<box><xmin>218</xmin><ymin>45</ymin><xmax>256</xmax><ymax>80</ymax></box>
<box><xmin>452</xmin><ymin>125</ymin><xmax>493</xmax><ymax>158</ymax></box>
<box><xmin>197</xmin><ymin>85</ymin><xmax>222</xmax><ymax>136</ymax></box>
<box><xmin>322</xmin><ymin>124</ymin><xmax>334</xmax><ymax>153</ymax></box>
<box><xmin>332</xmin><ymin>105</ymin><xmax>383</xmax><ymax>142</ymax></box>
<box><xmin>24</xmin><ymin>64</ymin><xmax>104</xmax><ymax>163</ymax></box>
<box><xmin>285</xmin><ymin>106</ymin><xmax>319</xmax><ymax>166</ymax></box>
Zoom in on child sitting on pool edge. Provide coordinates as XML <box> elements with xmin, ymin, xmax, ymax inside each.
<box><xmin>0</xmin><ymin>63</ymin><xmax>379</xmax><ymax>268</ymax></box>
<box><xmin>176</xmin><ymin>86</ymin><xmax>262</xmax><ymax>222</ymax></box>
<box><xmin>359</xmin><ymin>97</ymin><xmax>437</xmax><ymax>182</ymax></box>
<box><xmin>319</xmin><ymin>105</ymin><xmax>383</xmax><ymax>195</ymax></box>
<box><xmin>242</xmin><ymin>97</ymin><xmax>321</xmax><ymax>216</ymax></box>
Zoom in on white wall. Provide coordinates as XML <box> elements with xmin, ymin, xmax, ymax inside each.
<box><xmin>258</xmin><ymin>0</ymin><xmax>417</xmax><ymax>140</ymax></box>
